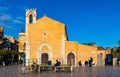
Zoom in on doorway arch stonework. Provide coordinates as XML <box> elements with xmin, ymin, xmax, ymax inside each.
<box><xmin>37</xmin><ymin>42</ymin><xmax>52</xmax><ymax>64</ymax></box>
<box><xmin>66</xmin><ymin>52</ymin><xmax>76</xmax><ymax>66</ymax></box>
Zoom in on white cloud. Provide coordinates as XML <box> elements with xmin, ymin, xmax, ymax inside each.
<box><xmin>13</xmin><ymin>16</ymin><xmax>24</xmax><ymax>24</ymax></box>
<box><xmin>0</xmin><ymin>14</ymin><xmax>12</xmax><ymax>21</ymax></box>
<box><xmin>13</xmin><ymin>20</ymin><xmax>23</xmax><ymax>24</ymax></box>
<box><xmin>16</xmin><ymin>16</ymin><xmax>25</xmax><ymax>20</ymax></box>
<box><xmin>0</xmin><ymin>4</ymin><xmax>25</xmax><ymax>27</ymax></box>
<box><xmin>0</xmin><ymin>6</ymin><xmax>12</xmax><ymax>22</ymax></box>
<box><xmin>3</xmin><ymin>25</ymin><xmax>16</xmax><ymax>30</ymax></box>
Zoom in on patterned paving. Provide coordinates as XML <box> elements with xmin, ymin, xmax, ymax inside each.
<box><xmin>0</xmin><ymin>65</ymin><xmax>120</xmax><ymax>77</ymax></box>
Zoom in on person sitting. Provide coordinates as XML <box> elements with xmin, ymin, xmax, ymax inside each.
<box><xmin>54</xmin><ymin>60</ymin><xmax>61</xmax><ymax>67</ymax></box>
<box><xmin>31</xmin><ymin>62</ymin><xmax>38</xmax><ymax>72</ymax></box>
<box><xmin>47</xmin><ymin>60</ymin><xmax>52</xmax><ymax>69</ymax></box>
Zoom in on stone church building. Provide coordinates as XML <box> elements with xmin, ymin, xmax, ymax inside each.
<box><xmin>19</xmin><ymin>9</ymin><xmax>106</xmax><ymax>66</ymax></box>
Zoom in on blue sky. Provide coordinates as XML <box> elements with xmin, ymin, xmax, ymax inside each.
<box><xmin>0</xmin><ymin>0</ymin><xmax>120</xmax><ymax>48</ymax></box>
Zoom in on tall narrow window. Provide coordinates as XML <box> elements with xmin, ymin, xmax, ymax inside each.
<box><xmin>29</xmin><ymin>14</ymin><xmax>33</xmax><ymax>24</ymax></box>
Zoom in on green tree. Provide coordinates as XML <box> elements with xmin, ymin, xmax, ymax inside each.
<box><xmin>117</xmin><ymin>47</ymin><xmax>120</xmax><ymax>57</ymax></box>
<box><xmin>0</xmin><ymin>50</ymin><xmax>9</xmax><ymax>56</ymax></box>
<box><xmin>111</xmin><ymin>48</ymin><xmax>117</xmax><ymax>58</ymax></box>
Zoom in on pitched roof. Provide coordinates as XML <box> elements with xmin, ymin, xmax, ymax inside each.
<box><xmin>97</xmin><ymin>46</ymin><xmax>106</xmax><ymax>50</ymax></box>
<box><xmin>36</xmin><ymin>15</ymin><xmax>65</xmax><ymax>25</ymax></box>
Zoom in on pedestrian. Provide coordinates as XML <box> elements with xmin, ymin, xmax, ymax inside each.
<box><xmin>89</xmin><ymin>57</ymin><xmax>93</xmax><ymax>67</ymax></box>
<box><xmin>84</xmin><ymin>60</ymin><xmax>88</xmax><ymax>66</ymax></box>
<box><xmin>0</xmin><ymin>59</ymin><xmax>2</xmax><ymax>67</ymax></box>
<box><xmin>78</xmin><ymin>60</ymin><xmax>82</xmax><ymax>67</ymax></box>
<box><xmin>117</xmin><ymin>57</ymin><xmax>119</xmax><ymax>66</ymax></box>
<box><xmin>90</xmin><ymin>57</ymin><xmax>93</xmax><ymax>63</ymax></box>
<box><xmin>88</xmin><ymin>59</ymin><xmax>92</xmax><ymax>67</ymax></box>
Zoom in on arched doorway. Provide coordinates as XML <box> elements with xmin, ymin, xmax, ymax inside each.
<box><xmin>38</xmin><ymin>42</ymin><xmax>52</xmax><ymax>64</ymax></box>
<box><xmin>67</xmin><ymin>52</ymin><xmax>75</xmax><ymax>66</ymax></box>
<box><xmin>41</xmin><ymin>53</ymin><xmax>48</xmax><ymax>64</ymax></box>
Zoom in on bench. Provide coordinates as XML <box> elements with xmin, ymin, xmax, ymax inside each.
<box><xmin>54</xmin><ymin>65</ymin><xmax>73</xmax><ymax>72</ymax></box>
<box><xmin>38</xmin><ymin>64</ymin><xmax>52</xmax><ymax>72</ymax></box>
<box><xmin>22</xmin><ymin>64</ymin><xmax>52</xmax><ymax>73</ymax></box>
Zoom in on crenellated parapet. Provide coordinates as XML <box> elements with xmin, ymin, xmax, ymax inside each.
<box><xmin>26</xmin><ymin>8</ymin><xmax>37</xmax><ymax>11</ymax></box>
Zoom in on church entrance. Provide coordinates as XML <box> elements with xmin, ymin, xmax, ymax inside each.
<box><xmin>41</xmin><ymin>53</ymin><xmax>48</xmax><ymax>64</ymax></box>
<box><xmin>67</xmin><ymin>52</ymin><xmax>75</xmax><ymax>66</ymax></box>
<box><xmin>97</xmin><ymin>53</ymin><xmax>103</xmax><ymax>66</ymax></box>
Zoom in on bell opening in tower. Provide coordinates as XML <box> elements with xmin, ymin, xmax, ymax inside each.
<box><xmin>29</xmin><ymin>14</ymin><xmax>33</xmax><ymax>24</ymax></box>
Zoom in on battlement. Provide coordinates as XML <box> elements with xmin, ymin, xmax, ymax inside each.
<box><xmin>26</xmin><ymin>8</ymin><xmax>37</xmax><ymax>11</ymax></box>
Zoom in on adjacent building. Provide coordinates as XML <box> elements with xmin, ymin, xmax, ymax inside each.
<box><xmin>0</xmin><ymin>27</ymin><xmax>18</xmax><ymax>50</ymax></box>
<box><xmin>18</xmin><ymin>32</ymin><xmax>26</xmax><ymax>52</ymax></box>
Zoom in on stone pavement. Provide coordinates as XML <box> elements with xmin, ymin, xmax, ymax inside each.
<box><xmin>0</xmin><ymin>65</ymin><xmax>120</xmax><ymax>77</ymax></box>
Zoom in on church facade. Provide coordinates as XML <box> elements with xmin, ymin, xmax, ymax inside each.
<box><xmin>19</xmin><ymin>9</ymin><xmax>106</xmax><ymax>66</ymax></box>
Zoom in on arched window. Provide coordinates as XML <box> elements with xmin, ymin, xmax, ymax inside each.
<box><xmin>29</xmin><ymin>14</ymin><xmax>33</xmax><ymax>23</ymax></box>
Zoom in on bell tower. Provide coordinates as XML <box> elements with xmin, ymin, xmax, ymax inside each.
<box><xmin>25</xmin><ymin>9</ymin><xmax>37</xmax><ymax>66</ymax></box>
<box><xmin>26</xmin><ymin>9</ymin><xmax>36</xmax><ymax>24</ymax></box>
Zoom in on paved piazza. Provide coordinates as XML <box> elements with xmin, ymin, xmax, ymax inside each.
<box><xmin>0</xmin><ymin>65</ymin><xmax>120</xmax><ymax>77</ymax></box>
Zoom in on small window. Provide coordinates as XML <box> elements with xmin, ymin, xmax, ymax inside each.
<box><xmin>43</xmin><ymin>32</ymin><xmax>47</xmax><ymax>37</ymax></box>
<box><xmin>29</xmin><ymin>14</ymin><xmax>33</xmax><ymax>24</ymax></box>
<box><xmin>43</xmin><ymin>32</ymin><xmax>46</xmax><ymax>36</ymax></box>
